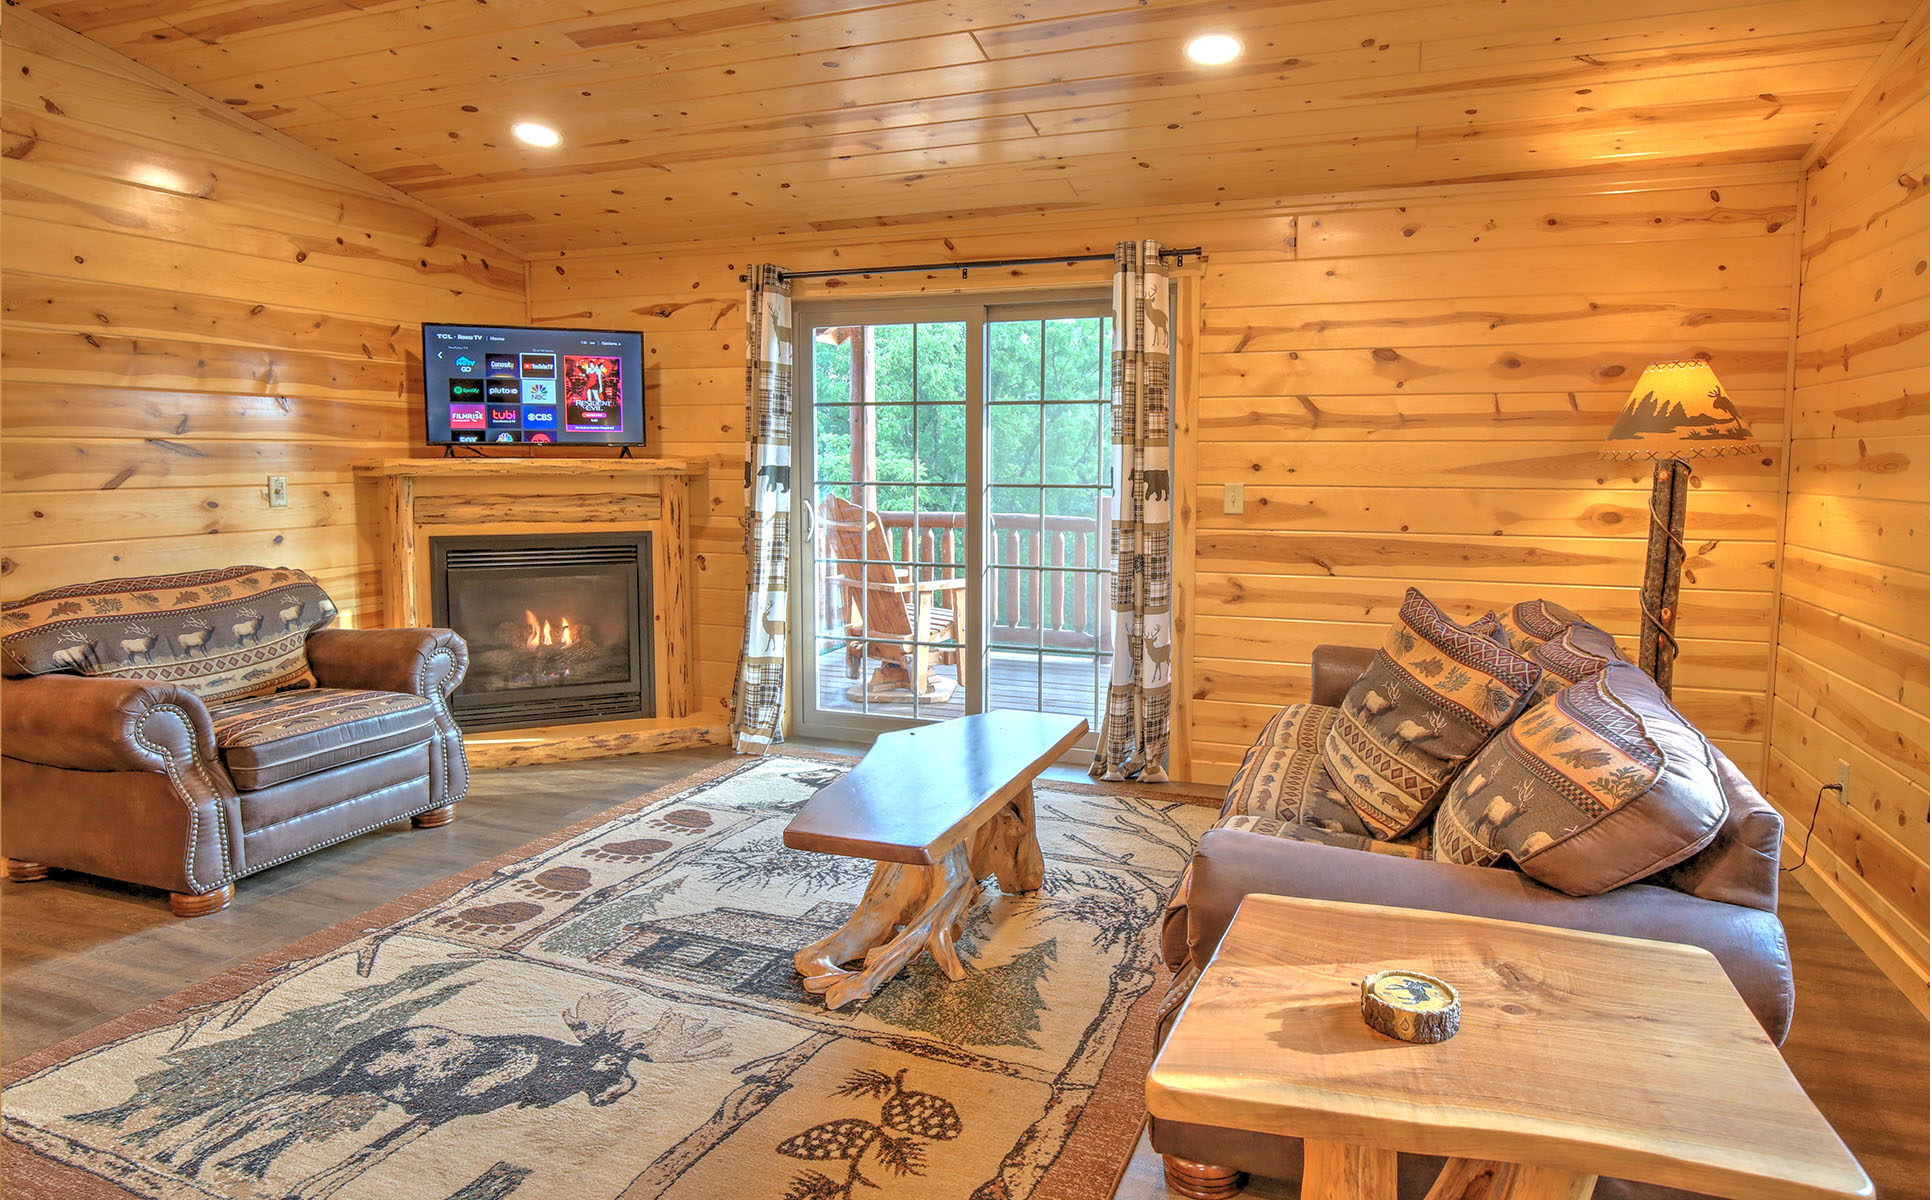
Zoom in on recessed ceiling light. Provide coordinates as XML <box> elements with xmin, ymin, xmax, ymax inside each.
<box><xmin>1185</xmin><ymin>33</ymin><xmax>1242</xmax><ymax>65</ymax></box>
<box><xmin>513</xmin><ymin>121</ymin><xmax>561</xmax><ymax>148</ymax></box>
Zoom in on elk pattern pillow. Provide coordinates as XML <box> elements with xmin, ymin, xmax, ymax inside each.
<box><xmin>1496</xmin><ymin>598</ymin><xmax>1591</xmax><ymax>652</ymax></box>
<box><xmin>1524</xmin><ymin>622</ymin><xmax>1627</xmax><ymax>702</ymax></box>
<box><xmin>1</xmin><ymin>566</ymin><xmax>338</xmax><ymax>704</ymax></box>
<box><xmin>1321</xmin><ymin>588</ymin><xmax>1542</xmax><ymax>839</ymax></box>
<box><xmin>1433</xmin><ymin>662</ymin><xmax>1728</xmax><ymax>896</ymax></box>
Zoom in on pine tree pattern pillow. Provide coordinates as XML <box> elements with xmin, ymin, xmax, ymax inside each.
<box><xmin>1497</xmin><ymin>598</ymin><xmax>1590</xmax><ymax>652</ymax></box>
<box><xmin>1322</xmin><ymin>588</ymin><xmax>1542</xmax><ymax>839</ymax></box>
<box><xmin>1525</xmin><ymin>623</ymin><xmax>1626</xmax><ymax>701</ymax></box>
<box><xmin>1433</xmin><ymin>663</ymin><xmax>1727</xmax><ymax>896</ymax></box>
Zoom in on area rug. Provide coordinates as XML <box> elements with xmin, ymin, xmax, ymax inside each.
<box><xmin>2</xmin><ymin>754</ymin><xmax>1216</xmax><ymax>1200</ymax></box>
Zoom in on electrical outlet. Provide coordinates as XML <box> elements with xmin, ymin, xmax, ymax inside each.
<box><xmin>1835</xmin><ymin>759</ymin><xmax>1852</xmax><ymax>805</ymax></box>
<box><xmin>1222</xmin><ymin>482</ymin><xmax>1244</xmax><ymax>514</ymax></box>
<box><xmin>267</xmin><ymin>475</ymin><xmax>289</xmax><ymax>509</ymax></box>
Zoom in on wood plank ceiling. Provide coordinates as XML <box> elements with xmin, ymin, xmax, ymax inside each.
<box><xmin>19</xmin><ymin>0</ymin><xmax>1920</xmax><ymax>253</ymax></box>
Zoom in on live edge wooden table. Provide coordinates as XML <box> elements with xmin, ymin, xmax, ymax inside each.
<box><xmin>1146</xmin><ymin>895</ymin><xmax>1873</xmax><ymax>1200</ymax></box>
<box><xmin>782</xmin><ymin>710</ymin><xmax>1087</xmax><ymax>1010</ymax></box>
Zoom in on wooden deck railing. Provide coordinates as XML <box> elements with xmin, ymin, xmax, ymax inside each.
<box><xmin>817</xmin><ymin>509</ymin><xmax>1109</xmax><ymax>651</ymax></box>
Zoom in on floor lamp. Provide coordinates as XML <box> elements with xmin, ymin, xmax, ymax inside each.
<box><xmin>1600</xmin><ymin>361</ymin><xmax>1760</xmax><ymax>698</ymax></box>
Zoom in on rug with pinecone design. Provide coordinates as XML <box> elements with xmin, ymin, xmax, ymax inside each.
<box><xmin>2</xmin><ymin>754</ymin><xmax>1214</xmax><ymax>1200</ymax></box>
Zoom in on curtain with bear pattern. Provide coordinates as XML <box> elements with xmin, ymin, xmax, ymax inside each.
<box><xmin>729</xmin><ymin>264</ymin><xmax>794</xmax><ymax>753</ymax></box>
<box><xmin>1091</xmin><ymin>240</ymin><xmax>1173</xmax><ymax>782</ymax></box>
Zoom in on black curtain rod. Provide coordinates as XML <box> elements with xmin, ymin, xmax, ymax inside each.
<box><xmin>738</xmin><ymin>246</ymin><xmax>1203</xmax><ymax>283</ymax></box>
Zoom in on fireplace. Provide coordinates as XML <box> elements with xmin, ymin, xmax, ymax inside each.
<box><xmin>430</xmin><ymin>533</ymin><xmax>654</xmax><ymax>731</ymax></box>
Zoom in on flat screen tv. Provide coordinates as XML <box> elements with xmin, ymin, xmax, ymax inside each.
<box><xmin>422</xmin><ymin>323</ymin><xmax>644</xmax><ymax>447</ymax></box>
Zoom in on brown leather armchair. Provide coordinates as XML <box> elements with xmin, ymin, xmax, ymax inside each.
<box><xmin>2</xmin><ymin>626</ymin><xmax>469</xmax><ymax>916</ymax></box>
<box><xmin>1152</xmin><ymin>645</ymin><xmax>1792</xmax><ymax>1199</ymax></box>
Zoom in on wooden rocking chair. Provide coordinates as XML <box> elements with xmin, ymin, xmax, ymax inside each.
<box><xmin>821</xmin><ymin>494</ymin><xmax>965</xmax><ymax>701</ymax></box>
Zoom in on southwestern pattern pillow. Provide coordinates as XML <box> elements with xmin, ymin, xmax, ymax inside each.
<box><xmin>1433</xmin><ymin>663</ymin><xmax>1728</xmax><ymax>896</ymax></box>
<box><xmin>1223</xmin><ymin>703</ymin><xmax>1373</xmax><ymax>836</ymax></box>
<box><xmin>1496</xmin><ymin>598</ymin><xmax>1590</xmax><ymax>651</ymax></box>
<box><xmin>1322</xmin><ymin>588</ymin><xmax>1542</xmax><ymax>839</ymax></box>
<box><xmin>1</xmin><ymin>566</ymin><xmax>338</xmax><ymax>704</ymax></box>
<box><xmin>1525</xmin><ymin>623</ymin><xmax>1626</xmax><ymax>701</ymax></box>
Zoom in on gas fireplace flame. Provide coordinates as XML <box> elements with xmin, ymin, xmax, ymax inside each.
<box><xmin>523</xmin><ymin>610</ymin><xmax>577</xmax><ymax>649</ymax></box>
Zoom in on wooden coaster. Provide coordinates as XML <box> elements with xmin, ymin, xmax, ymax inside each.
<box><xmin>1360</xmin><ymin>969</ymin><xmax>1460</xmax><ymax>1044</ymax></box>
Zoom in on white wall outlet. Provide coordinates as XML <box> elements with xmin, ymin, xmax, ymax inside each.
<box><xmin>267</xmin><ymin>475</ymin><xmax>289</xmax><ymax>508</ymax></box>
<box><xmin>1222</xmin><ymin>482</ymin><xmax>1244</xmax><ymax>514</ymax></box>
<box><xmin>1835</xmin><ymin>759</ymin><xmax>1852</xmax><ymax>805</ymax></box>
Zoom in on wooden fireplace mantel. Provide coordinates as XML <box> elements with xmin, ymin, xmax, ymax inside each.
<box><xmin>357</xmin><ymin>456</ymin><xmax>723</xmax><ymax>767</ymax></box>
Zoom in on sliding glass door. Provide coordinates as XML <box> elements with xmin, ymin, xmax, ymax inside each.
<box><xmin>792</xmin><ymin>295</ymin><xmax>1112</xmax><ymax>740</ymax></box>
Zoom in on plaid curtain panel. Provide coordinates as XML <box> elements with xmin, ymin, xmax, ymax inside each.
<box><xmin>1091</xmin><ymin>240</ymin><xmax>1174</xmax><ymax>782</ymax></box>
<box><xmin>729</xmin><ymin>264</ymin><xmax>794</xmax><ymax>753</ymax></box>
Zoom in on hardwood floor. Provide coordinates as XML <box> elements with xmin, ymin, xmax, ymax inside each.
<box><xmin>3</xmin><ymin>751</ymin><xmax>1925</xmax><ymax>1200</ymax></box>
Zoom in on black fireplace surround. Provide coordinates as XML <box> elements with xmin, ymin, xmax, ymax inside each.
<box><xmin>430</xmin><ymin>533</ymin><xmax>655</xmax><ymax>731</ymax></box>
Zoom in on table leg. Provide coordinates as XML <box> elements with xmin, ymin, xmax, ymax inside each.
<box><xmin>794</xmin><ymin>842</ymin><xmax>981</xmax><ymax>1010</ymax></box>
<box><xmin>1490</xmin><ymin>1164</ymin><xmax>1596</xmax><ymax>1200</ymax></box>
<box><xmin>1301</xmin><ymin>1139</ymin><xmax>1396</xmax><ymax>1200</ymax></box>
<box><xmin>1424</xmin><ymin>1160</ymin><xmax>1595</xmax><ymax>1200</ymax></box>
<box><xmin>969</xmin><ymin>786</ymin><xmax>1045</xmax><ymax>895</ymax></box>
<box><xmin>1423</xmin><ymin>1160</ymin><xmax>1500</xmax><ymax>1199</ymax></box>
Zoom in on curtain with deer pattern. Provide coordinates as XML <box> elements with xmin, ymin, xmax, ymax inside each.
<box><xmin>1091</xmin><ymin>241</ymin><xmax>1173</xmax><ymax>782</ymax></box>
<box><xmin>730</xmin><ymin>264</ymin><xmax>794</xmax><ymax>753</ymax></box>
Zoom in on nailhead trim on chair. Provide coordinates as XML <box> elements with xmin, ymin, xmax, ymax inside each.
<box><xmin>418</xmin><ymin>645</ymin><xmax>469</xmax><ymax>804</ymax></box>
<box><xmin>130</xmin><ymin>702</ymin><xmax>236</xmax><ymax>893</ymax></box>
<box><xmin>239</xmin><ymin>770</ymin><xmax>448</xmax><ymax>876</ymax></box>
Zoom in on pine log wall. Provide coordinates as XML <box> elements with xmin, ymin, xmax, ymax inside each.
<box><xmin>0</xmin><ymin>11</ymin><xmax>526</xmax><ymax>627</ymax></box>
<box><xmin>1774</xmin><ymin>11</ymin><xmax>1930</xmax><ymax>1014</ymax></box>
<box><xmin>528</xmin><ymin>164</ymin><xmax>1799</xmax><ymax>767</ymax></box>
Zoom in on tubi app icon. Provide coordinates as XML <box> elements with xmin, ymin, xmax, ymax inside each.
<box><xmin>485</xmin><ymin>354</ymin><xmax>518</xmax><ymax>376</ymax></box>
<box><xmin>488</xmin><ymin>405</ymin><xmax>522</xmax><ymax>428</ymax></box>
<box><xmin>449</xmin><ymin>379</ymin><xmax>484</xmax><ymax>404</ymax></box>
<box><xmin>521</xmin><ymin>406</ymin><xmax>558</xmax><ymax>429</ymax></box>
<box><xmin>485</xmin><ymin>379</ymin><xmax>520</xmax><ymax>402</ymax></box>
<box><xmin>448</xmin><ymin>403</ymin><xmax>487</xmax><ymax>430</ymax></box>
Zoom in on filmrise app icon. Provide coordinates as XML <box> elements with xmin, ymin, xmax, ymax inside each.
<box><xmin>448</xmin><ymin>403</ymin><xmax>487</xmax><ymax>430</ymax></box>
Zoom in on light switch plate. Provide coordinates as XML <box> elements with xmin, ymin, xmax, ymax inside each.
<box><xmin>1222</xmin><ymin>483</ymin><xmax>1244</xmax><ymax>514</ymax></box>
<box><xmin>267</xmin><ymin>475</ymin><xmax>289</xmax><ymax>508</ymax></box>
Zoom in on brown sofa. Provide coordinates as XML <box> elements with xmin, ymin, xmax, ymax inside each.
<box><xmin>1152</xmin><ymin>644</ymin><xmax>1792</xmax><ymax>1198</ymax></box>
<box><xmin>1</xmin><ymin>567</ymin><xmax>470</xmax><ymax>916</ymax></box>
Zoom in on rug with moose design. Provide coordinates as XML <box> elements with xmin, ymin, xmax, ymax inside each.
<box><xmin>1</xmin><ymin>755</ymin><xmax>1214</xmax><ymax>1200</ymax></box>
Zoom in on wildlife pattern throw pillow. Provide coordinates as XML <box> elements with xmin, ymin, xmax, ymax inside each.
<box><xmin>1321</xmin><ymin>588</ymin><xmax>1542</xmax><ymax>839</ymax></box>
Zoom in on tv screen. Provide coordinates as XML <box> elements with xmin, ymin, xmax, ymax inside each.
<box><xmin>422</xmin><ymin>323</ymin><xmax>644</xmax><ymax>447</ymax></box>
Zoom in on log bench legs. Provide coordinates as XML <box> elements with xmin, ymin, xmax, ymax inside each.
<box><xmin>794</xmin><ymin>789</ymin><xmax>1042</xmax><ymax>1010</ymax></box>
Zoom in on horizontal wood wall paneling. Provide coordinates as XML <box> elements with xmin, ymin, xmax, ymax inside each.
<box><xmin>0</xmin><ymin>9</ymin><xmax>524</xmax><ymax>626</ymax></box>
<box><xmin>520</xmin><ymin>165</ymin><xmax>1799</xmax><ymax>773</ymax></box>
<box><xmin>1774</xmin><ymin>8</ymin><xmax>1930</xmax><ymax>1001</ymax></box>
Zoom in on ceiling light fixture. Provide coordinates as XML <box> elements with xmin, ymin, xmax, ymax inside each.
<box><xmin>1185</xmin><ymin>33</ymin><xmax>1242</xmax><ymax>65</ymax></box>
<box><xmin>512</xmin><ymin>121</ymin><xmax>561</xmax><ymax>148</ymax></box>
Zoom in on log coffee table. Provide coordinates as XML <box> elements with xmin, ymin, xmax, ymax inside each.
<box><xmin>1147</xmin><ymin>895</ymin><xmax>1872</xmax><ymax>1200</ymax></box>
<box><xmin>782</xmin><ymin>710</ymin><xmax>1087</xmax><ymax>1010</ymax></box>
